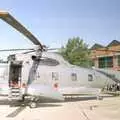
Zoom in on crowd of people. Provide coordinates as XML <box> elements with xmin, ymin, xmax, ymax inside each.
<box><xmin>106</xmin><ymin>83</ymin><xmax>120</xmax><ymax>91</ymax></box>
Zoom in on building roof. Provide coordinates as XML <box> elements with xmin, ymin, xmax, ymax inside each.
<box><xmin>90</xmin><ymin>43</ymin><xmax>104</xmax><ymax>50</ymax></box>
<box><xmin>107</xmin><ymin>40</ymin><xmax>120</xmax><ymax>47</ymax></box>
<box><xmin>91</xmin><ymin>40</ymin><xmax>120</xmax><ymax>50</ymax></box>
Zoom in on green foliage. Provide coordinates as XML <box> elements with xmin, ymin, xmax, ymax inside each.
<box><xmin>60</xmin><ymin>37</ymin><xmax>92</xmax><ymax>67</ymax></box>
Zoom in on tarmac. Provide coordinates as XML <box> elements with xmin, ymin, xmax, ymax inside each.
<box><xmin>0</xmin><ymin>96</ymin><xmax>120</xmax><ymax>120</ymax></box>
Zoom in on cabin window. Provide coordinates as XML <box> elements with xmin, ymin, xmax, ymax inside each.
<box><xmin>71</xmin><ymin>73</ymin><xmax>77</xmax><ymax>81</ymax></box>
<box><xmin>39</xmin><ymin>57</ymin><xmax>59</xmax><ymax>66</ymax></box>
<box><xmin>52</xmin><ymin>72</ymin><xmax>59</xmax><ymax>81</ymax></box>
<box><xmin>88</xmin><ymin>74</ymin><xmax>93</xmax><ymax>81</ymax></box>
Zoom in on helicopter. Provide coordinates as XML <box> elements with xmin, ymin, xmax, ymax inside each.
<box><xmin>0</xmin><ymin>11</ymin><xmax>118</xmax><ymax>108</ymax></box>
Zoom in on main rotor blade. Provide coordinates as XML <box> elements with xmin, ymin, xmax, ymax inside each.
<box><xmin>47</xmin><ymin>48</ymin><xmax>59</xmax><ymax>50</ymax></box>
<box><xmin>22</xmin><ymin>50</ymin><xmax>35</xmax><ymax>54</ymax></box>
<box><xmin>0</xmin><ymin>48</ymin><xmax>33</xmax><ymax>52</ymax></box>
<box><xmin>0</xmin><ymin>11</ymin><xmax>43</xmax><ymax>49</ymax></box>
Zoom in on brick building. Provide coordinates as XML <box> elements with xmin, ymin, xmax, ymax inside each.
<box><xmin>90</xmin><ymin>40</ymin><xmax>120</xmax><ymax>71</ymax></box>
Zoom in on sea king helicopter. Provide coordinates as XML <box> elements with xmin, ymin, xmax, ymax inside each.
<box><xmin>0</xmin><ymin>11</ymin><xmax>119</xmax><ymax>108</ymax></box>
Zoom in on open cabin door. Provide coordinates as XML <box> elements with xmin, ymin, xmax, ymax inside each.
<box><xmin>9</xmin><ymin>61</ymin><xmax>22</xmax><ymax>88</ymax></box>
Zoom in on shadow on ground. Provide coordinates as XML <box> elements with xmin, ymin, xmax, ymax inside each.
<box><xmin>0</xmin><ymin>96</ymin><xmax>114</xmax><ymax>118</ymax></box>
<box><xmin>0</xmin><ymin>96</ymin><xmax>98</xmax><ymax>106</ymax></box>
<box><xmin>0</xmin><ymin>100</ymin><xmax>62</xmax><ymax>118</ymax></box>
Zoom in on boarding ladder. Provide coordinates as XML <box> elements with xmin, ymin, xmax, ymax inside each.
<box><xmin>8</xmin><ymin>77</ymin><xmax>23</xmax><ymax>100</ymax></box>
<box><xmin>9</xmin><ymin>87</ymin><xmax>22</xmax><ymax>100</ymax></box>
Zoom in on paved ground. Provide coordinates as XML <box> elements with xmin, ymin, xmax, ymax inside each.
<box><xmin>0</xmin><ymin>96</ymin><xmax>120</xmax><ymax>120</ymax></box>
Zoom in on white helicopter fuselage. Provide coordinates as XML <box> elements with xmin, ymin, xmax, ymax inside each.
<box><xmin>0</xmin><ymin>52</ymin><xmax>118</xmax><ymax>99</ymax></box>
<box><xmin>18</xmin><ymin>52</ymin><xmax>116</xmax><ymax>96</ymax></box>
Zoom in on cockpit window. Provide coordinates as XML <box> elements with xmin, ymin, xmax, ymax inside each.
<box><xmin>39</xmin><ymin>57</ymin><xmax>59</xmax><ymax>66</ymax></box>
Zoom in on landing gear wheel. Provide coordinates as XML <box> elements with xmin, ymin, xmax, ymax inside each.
<box><xmin>97</xmin><ymin>96</ymin><xmax>103</xmax><ymax>100</ymax></box>
<box><xmin>29</xmin><ymin>102</ymin><xmax>37</xmax><ymax>108</ymax></box>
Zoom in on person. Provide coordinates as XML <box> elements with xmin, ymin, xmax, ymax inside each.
<box><xmin>11</xmin><ymin>78</ymin><xmax>18</xmax><ymax>87</ymax></box>
<box><xmin>117</xmin><ymin>83</ymin><xmax>120</xmax><ymax>91</ymax></box>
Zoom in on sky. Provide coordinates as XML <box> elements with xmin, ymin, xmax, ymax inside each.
<box><xmin>0</xmin><ymin>0</ymin><xmax>120</xmax><ymax>58</ymax></box>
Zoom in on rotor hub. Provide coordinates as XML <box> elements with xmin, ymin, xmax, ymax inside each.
<box><xmin>34</xmin><ymin>45</ymin><xmax>42</xmax><ymax>58</ymax></box>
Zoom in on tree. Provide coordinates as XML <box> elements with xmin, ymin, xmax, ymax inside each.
<box><xmin>60</xmin><ymin>37</ymin><xmax>92</xmax><ymax>67</ymax></box>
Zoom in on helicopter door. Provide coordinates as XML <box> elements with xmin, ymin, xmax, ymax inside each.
<box><xmin>9</xmin><ymin>62</ymin><xmax>22</xmax><ymax>88</ymax></box>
